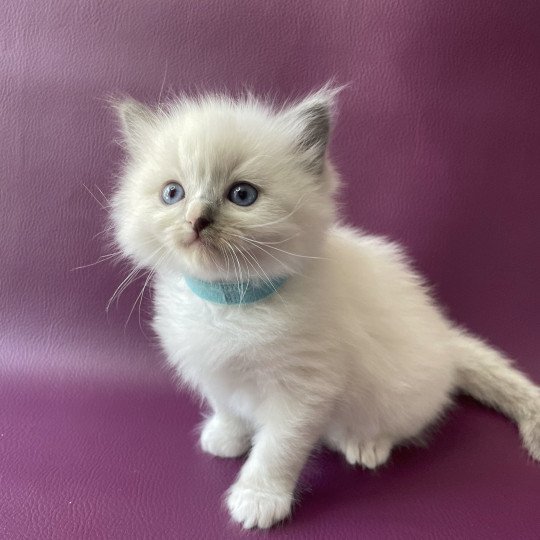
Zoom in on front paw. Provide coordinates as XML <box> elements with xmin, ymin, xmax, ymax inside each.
<box><xmin>226</xmin><ymin>480</ymin><xmax>293</xmax><ymax>529</ymax></box>
<box><xmin>200</xmin><ymin>414</ymin><xmax>251</xmax><ymax>458</ymax></box>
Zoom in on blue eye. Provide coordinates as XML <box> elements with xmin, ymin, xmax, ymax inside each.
<box><xmin>228</xmin><ymin>183</ymin><xmax>258</xmax><ymax>206</ymax></box>
<box><xmin>161</xmin><ymin>182</ymin><xmax>185</xmax><ymax>205</ymax></box>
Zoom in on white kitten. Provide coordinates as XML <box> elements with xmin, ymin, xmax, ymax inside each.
<box><xmin>110</xmin><ymin>87</ymin><xmax>540</xmax><ymax>529</ymax></box>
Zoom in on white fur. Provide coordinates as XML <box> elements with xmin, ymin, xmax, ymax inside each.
<box><xmin>110</xmin><ymin>89</ymin><xmax>540</xmax><ymax>529</ymax></box>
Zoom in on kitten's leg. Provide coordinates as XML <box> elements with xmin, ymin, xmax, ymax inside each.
<box><xmin>200</xmin><ymin>411</ymin><xmax>252</xmax><ymax>458</ymax></box>
<box><xmin>226</xmin><ymin>394</ymin><xmax>332</xmax><ymax>529</ymax></box>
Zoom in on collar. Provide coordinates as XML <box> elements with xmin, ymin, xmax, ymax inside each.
<box><xmin>184</xmin><ymin>275</ymin><xmax>287</xmax><ymax>305</ymax></box>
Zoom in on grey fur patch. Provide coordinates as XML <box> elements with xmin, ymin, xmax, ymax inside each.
<box><xmin>297</xmin><ymin>103</ymin><xmax>330</xmax><ymax>174</ymax></box>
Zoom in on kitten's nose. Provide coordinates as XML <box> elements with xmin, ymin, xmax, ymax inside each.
<box><xmin>192</xmin><ymin>216</ymin><xmax>212</xmax><ymax>234</ymax></box>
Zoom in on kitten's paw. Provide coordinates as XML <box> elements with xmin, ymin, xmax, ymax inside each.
<box><xmin>345</xmin><ymin>438</ymin><xmax>392</xmax><ymax>469</ymax></box>
<box><xmin>200</xmin><ymin>414</ymin><xmax>251</xmax><ymax>458</ymax></box>
<box><xmin>226</xmin><ymin>481</ymin><xmax>293</xmax><ymax>529</ymax></box>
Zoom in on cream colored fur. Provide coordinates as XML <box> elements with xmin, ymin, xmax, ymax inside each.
<box><xmin>110</xmin><ymin>88</ymin><xmax>540</xmax><ymax>529</ymax></box>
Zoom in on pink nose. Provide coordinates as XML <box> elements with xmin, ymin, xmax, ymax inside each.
<box><xmin>192</xmin><ymin>216</ymin><xmax>212</xmax><ymax>234</ymax></box>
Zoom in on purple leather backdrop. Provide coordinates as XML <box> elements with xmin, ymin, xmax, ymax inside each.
<box><xmin>2</xmin><ymin>1</ymin><xmax>539</xmax><ymax>538</ymax></box>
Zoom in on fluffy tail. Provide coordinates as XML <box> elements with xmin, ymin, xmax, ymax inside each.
<box><xmin>453</xmin><ymin>330</ymin><xmax>540</xmax><ymax>461</ymax></box>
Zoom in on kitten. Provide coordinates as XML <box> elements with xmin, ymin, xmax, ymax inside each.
<box><xmin>110</xmin><ymin>87</ymin><xmax>540</xmax><ymax>529</ymax></box>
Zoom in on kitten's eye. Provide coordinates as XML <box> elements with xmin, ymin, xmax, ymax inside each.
<box><xmin>228</xmin><ymin>183</ymin><xmax>258</xmax><ymax>207</ymax></box>
<box><xmin>161</xmin><ymin>182</ymin><xmax>185</xmax><ymax>205</ymax></box>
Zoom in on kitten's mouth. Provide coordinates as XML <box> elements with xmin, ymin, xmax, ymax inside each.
<box><xmin>185</xmin><ymin>235</ymin><xmax>201</xmax><ymax>247</ymax></box>
<box><xmin>185</xmin><ymin>236</ymin><xmax>204</xmax><ymax>248</ymax></box>
<box><xmin>183</xmin><ymin>232</ymin><xmax>215</xmax><ymax>251</ymax></box>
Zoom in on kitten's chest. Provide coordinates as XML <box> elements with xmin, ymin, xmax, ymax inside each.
<box><xmin>152</xmin><ymin>277</ymin><xmax>285</xmax><ymax>374</ymax></box>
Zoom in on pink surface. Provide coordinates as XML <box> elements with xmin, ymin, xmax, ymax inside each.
<box><xmin>1</xmin><ymin>1</ymin><xmax>539</xmax><ymax>538</ymax></box>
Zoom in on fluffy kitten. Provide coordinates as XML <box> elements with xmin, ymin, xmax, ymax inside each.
<box><xmin>110</xmin><ymin>87</ymin><xmax>540</xmax><ymax>529</ymax></box>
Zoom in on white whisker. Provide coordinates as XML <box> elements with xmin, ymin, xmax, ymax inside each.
<box><xmin>92</xmin><ymin>226</ymin><xmax>115</xmax><ymax>240</ymax></box>
<box><xmin>125</xmin><ymin>249</ymin><xmax>167</xmax><ymax>330</ymax></box>
<box><xmin>107</xmin><ymin>266</ymin><xmax>142</xmax><ymax>313</ymax></box>
<box><xmin>236</xmin><ymin>245</ymin><xmax>288</xmax><ymax>307</ymax></box>
<box><xmin>83</xmin><ymin>184</ymin><xmax>108</xmax><ymax>210</ymax></box>
<box><xmin>229</xmin><ymin>235</ymin><xmax>296</xmax><ymax>274</ymax></box>
<box><xmin>71</xmin><ymin>251</ymin><xmax>122</xmax><ymax>271</ymax></box>
<box><xmin>106</xmin><ymin>246</ymin><xmax>163</xmax><ymax>312</ymax></box>
<box><xmin>223</xmin><ymin>239</ymin><xmax>244</xmax><ymax>301</ymax></box>
<box><xmin>228</xmin><ymin>232</ymin><xmax>326</xmax><ymax>261</ymax></box>
<box><xmin>94</xmin><ymin>184</ymin><xmax>111</xmax><ymax>206</ymax></box>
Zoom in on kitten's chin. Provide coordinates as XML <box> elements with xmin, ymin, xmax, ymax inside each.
<box><xmin>183</xmin><ymin>236</ymin><xmax>204</xmax><ymax>249</ymax></box>
<box><xmin>179</xmin><ymin>230</ymin><xmax>216</xmax><ymax>252</ymax></box>
<box><xmin>173</xmin><ymin>239</ymin><xmax>226</xmax><ymax>281</ymax></box>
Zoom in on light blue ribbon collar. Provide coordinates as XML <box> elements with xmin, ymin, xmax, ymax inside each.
<box><xmin>184</xmin><ymin>275</ymin><xmax>287</xmax><ymax>305</ymax></box>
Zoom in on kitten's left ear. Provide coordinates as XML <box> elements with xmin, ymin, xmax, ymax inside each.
<box><xmin>282</xmin><ymin>85</ymin><xmax>342</xmax><ymax>174</ymax></box>
<box><xmin>113</xmin><ymin>97</ymin><xmax>157</xmax><ymax>155</ymax></box>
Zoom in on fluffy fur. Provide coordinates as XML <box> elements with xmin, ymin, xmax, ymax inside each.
<box><xmin>110</xmin><ymin>87</ymin><xmax>540</xmax><ymax>529</ymax></box>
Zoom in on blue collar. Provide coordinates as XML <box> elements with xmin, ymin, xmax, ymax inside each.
<box><xmin>184</xmin><ymin>275</ymin><xmax>287</xmax><ymax>305</ymax></box>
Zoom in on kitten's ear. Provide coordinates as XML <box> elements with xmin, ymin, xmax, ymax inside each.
<box><xmin>113</xmin><ymin>97</ymin><xmax>157</xmax><ymax>154</ymax></box>
<box><xmin>282</xmin><ymin>85</ymin><xmax>342</xmax><ymax>174</ymax></box>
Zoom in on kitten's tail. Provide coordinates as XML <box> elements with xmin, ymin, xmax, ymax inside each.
<box><xmin>452</xmin><ymin>330</ymin><xmax>540</xmax><ymax>461</ymax></box>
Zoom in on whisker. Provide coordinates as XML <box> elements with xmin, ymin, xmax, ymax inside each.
<box><xmin>106</xmin><ymin>247</ymin><xmax>163</xmax><ymax>312</ymax></box>
<box><xmin>258</xmin><ymin>232</ymin><xmax>302</xmax><ymax>245</ymax></box>
<box><xmin>230</xmin><ymin>236</ymin><xmax>296</xmax><ymax>273</ymax></box>
<box><xmin>216</xmin><ymin>243</ymin><xmax>231</xmax><ymax>279</ymax></box>
<box><xmin>138</xmin><ymin>252</ymin><xmax>170</xmax><ymax>333</ymax></box>
<box><xmin>248</xmin><ymin>239</ymin><xmax>325</xmax><ymax>260</ymax></box>
<box><xmin>238</xmin><ymin>247</ymin><xmax>276</xmax><ymax>288</ymax></box>
<box><xmin>228</xmin><ymin>232</ymin><xmax>326</xmax><ymax>260</ymax></box>
<box><xmin>71</xmin><ymin>252</ymin><xmax>122</xmax><ymax>271</ymax></box>
<box><xmin>205</xmin><ymin>242</ymin><xmax>226</xmax><ymax>274</ymax></box>
<box><xmin>236</xmin><ymin>245</ymin><xmax>288</xmax><ymax>306</ymax></box>
<box><xmin>223</xmin><ymin>240</ymin><xmax>244</xmax><ymax>300</ymax></box>
<box><xmin>107</xmin><ymin>266</ymin><xmax>142</xmax><ymax>313</ymax></box>
<box><xmin>83</xmin><ymin>184</ymin><xmax>108</xmax><ymax>210</ymax></box>
<box><xmin>74</xmin><ymin>235</ymin><xmax>161</xmax><ymax>272</ymax></box>
<box><xmin>235</xmin><ymin>248</ymin><xmax>250</xmax><ymax>304</ymax></box>
<box><xmin>94</xmin><ymin>184</ymin><xmax>111</xmax><ymax>206</ymax></box>
<box><xmin>126</xmin><ymin>249</ymin><xmax>166</xmax><ymax>330</ymax></box>
<box><xmin>92</xmin><ymin>226</ymin><xmax>115</xmax><ymax>240</ymax></box>
<box><xmin>223</xmin><ymin>244</ymin><xmax>232</xmax><ymax>279</ymax></box>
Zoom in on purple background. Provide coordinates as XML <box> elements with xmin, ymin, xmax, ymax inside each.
<box><xmin>2</xmin><ymin>1</ymin><xmax>539</xmax><ymax>538</ymax></box>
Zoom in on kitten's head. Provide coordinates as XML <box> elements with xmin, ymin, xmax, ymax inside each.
<box><xmin>111</xmin><ymin>87</ymin><xmax>340</xmax><ymax>281</ymax></box>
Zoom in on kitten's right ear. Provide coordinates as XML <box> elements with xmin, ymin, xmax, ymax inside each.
<box><xmin>281</xmin><ymin>84</ymin><xmax>344</xmax><ymax>174</ymax></box>
<box><xmin>113</xmin><ymin>97</ymin><xmax>157</xmax><ymax>154</ymax></box>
